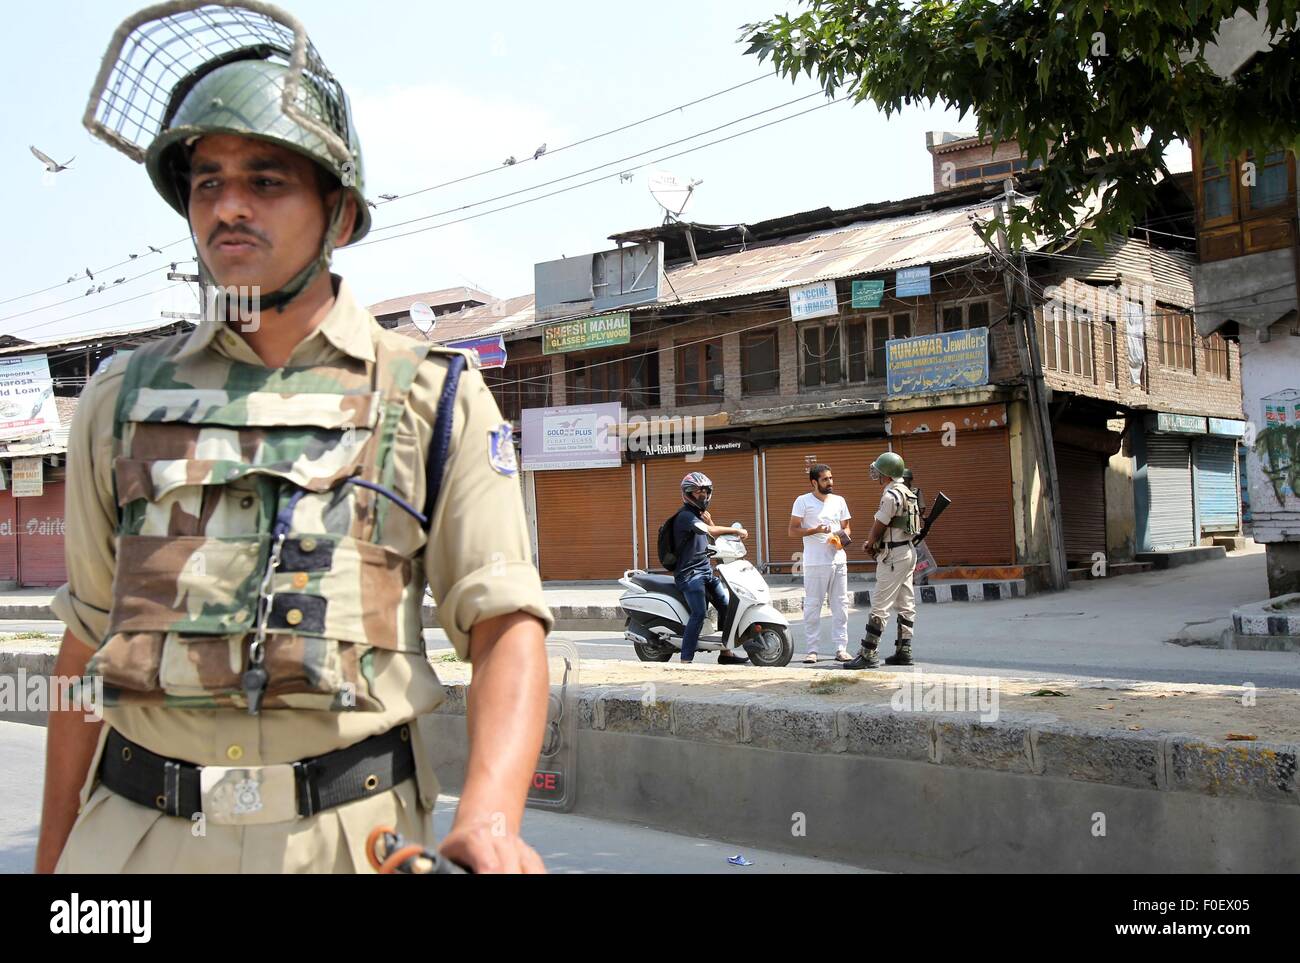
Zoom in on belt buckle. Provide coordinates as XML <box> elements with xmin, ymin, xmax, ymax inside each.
<box><xmin>199</xmin><ymin>763</ymin><xmax>298</xmax><ymax>825</ymax></box>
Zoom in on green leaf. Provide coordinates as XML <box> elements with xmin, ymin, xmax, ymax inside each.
<box><xmin>974</xmin><ymin>35</ymin><xmax>989</xmax><ymax>65</ymax></box>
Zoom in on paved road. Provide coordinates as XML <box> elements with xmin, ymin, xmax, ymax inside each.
<box><xmin>0</xmin><ymin>720</ymin><xmax>870</xmax><ymax>874</ymax></box>
<box><xmin>454</xmin><ymin>551</ymin><xmax>1299</xmax><ymax>688</ymax></box>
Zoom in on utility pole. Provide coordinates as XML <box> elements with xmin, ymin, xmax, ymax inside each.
<box><xmin>992</xmin><ymin>180</ymin><xmax>1069</xmax><ymax>592</ymax></box>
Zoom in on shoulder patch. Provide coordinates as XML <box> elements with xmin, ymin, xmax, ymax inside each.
<box><xmin>94</xmin><ymin>349</ymin><xmax>132</xmax><ymax>378</ymax></box>
<box><xmin>488</xmin><ymin>421</ymin><xmax>518</xmax><ymax>476</ymax></box>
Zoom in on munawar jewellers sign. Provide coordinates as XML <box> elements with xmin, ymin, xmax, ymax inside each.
<box><xmin>543</xmin><ymin>312</ymin><xmax>631</xmax><ymax>355</ymax></box>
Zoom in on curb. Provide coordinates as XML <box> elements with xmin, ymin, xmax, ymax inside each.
<box><xmin>431</xmin><ymin>682</ymin><xmax>1298</xmax><ymax>807</ymax></box>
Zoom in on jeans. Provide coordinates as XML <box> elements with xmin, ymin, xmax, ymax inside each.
<box><xmin>676</xmin><ymin>569</ymin><xmax>729</xmax><ymax>661</ymax></box>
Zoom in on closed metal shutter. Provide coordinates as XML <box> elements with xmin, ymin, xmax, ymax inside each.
<box><xmin>1055</xmin><ymin>445</ymin><xmax>1107</xmax><ymax>563</ymax></box>
<box><xmin>0</xmin><ymin>491</ymin><xmax>16</xmax><ymax>584</ymax></box>
<box><xmin>1146</xmin><ymin>435</ymin><xmax>1194</xmax><ymax>550</ymax></box>
<box><xmin>16</xmin><ymin>481</ymin><xmax>67</xmax><ymax>587</ymax></box>
<box><xmin>763</xmin><ymin>440</ymin><xmax>888</xmax><ymax>572</ymax></box>
<box><xmin>1195</xmin><ymin>438</ymin><xmax>1240</xmax><ymax>532</ymax></box>
<box><xmin>640</xmin><ymin>452</ymin><xmax>758</xmax><ymax>570</ymax></box>
<box><xmin>533</xmin><ymin>466</ymin><xmax>635</xmax><ymax>581</ymax></box>
<box><xmin>897</xmin><ymin>429</ymin><xmax>1015</xmax><ymax>565</ymax></box>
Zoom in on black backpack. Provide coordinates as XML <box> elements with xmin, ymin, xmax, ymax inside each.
<box><xmin>657</xmin><ymin>511</ymin><xmax>684</xmax><ymax>571</ymax></box>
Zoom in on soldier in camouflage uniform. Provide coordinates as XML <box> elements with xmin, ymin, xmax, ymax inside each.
<box><xmin>35</xmin><ymin>3</ymin><xmax>553</xmax><ymax>874</ymax></box>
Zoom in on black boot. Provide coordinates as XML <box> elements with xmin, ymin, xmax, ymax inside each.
<box><xmin>842</xmin><ymin>642</ymin><xmax>881</xmax><ymax>670</ymax></box>
<box><xmin>884</xmin><ymin>641</ymin><xmax>913</xmax><ymax>666</ymax></box>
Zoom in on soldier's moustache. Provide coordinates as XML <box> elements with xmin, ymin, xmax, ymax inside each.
<box><xmin>208</xmin><ymin>223</ymin><xmax>271</xmax><ymax>247</ymax></box>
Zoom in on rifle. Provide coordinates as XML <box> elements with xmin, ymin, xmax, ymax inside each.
<box><xmin>912</xmin><ymin>492</ymin><xmax>952</xmax><ymax>545</ymax></box>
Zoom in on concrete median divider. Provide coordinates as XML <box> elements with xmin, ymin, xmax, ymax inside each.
<box><xmin>424</xmin><ymin>677</ymin><xmax>1300</xmax><ymax>872</ymax></box>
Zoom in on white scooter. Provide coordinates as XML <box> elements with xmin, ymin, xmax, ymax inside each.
<box><xmin>618</xmin><ymin>526</ymin><xmax>793</xmax><ymax>667</ymax></box>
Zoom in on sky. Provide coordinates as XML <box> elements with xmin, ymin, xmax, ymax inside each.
<box><xmin>3</xmin><ymin>0</ymin><xmax>1190</xmax><ymax>346</ymax></box>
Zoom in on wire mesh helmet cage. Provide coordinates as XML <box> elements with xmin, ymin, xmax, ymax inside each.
<box><xmin>83</xmin><ymin>0</ymin><xmax>354</xmax><ymax>168</ymax></box>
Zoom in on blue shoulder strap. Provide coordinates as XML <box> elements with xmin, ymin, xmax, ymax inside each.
<box><xmin>422</xmin><ymin>354</ymin><xmax>468</xmax><ymax>529</ymax></box>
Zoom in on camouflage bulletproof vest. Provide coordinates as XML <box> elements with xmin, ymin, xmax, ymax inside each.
<box><xmin>886</xmin><ymin>482</ymin><xmax>921</xmax><ymax>539</ymax></box>
<box><xmin>87</xmin><ymin>329</ymin><xmax>433</xmax><ymax>712</ymax></box>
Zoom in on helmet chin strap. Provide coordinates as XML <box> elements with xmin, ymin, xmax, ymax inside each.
<box><xmin>195</xmin><ymin>193</ymin><xmax>348</xmax><ymax>317</ymax></box>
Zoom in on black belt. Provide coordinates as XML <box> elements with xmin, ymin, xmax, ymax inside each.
<box><xmin>885</xmin><ymin>540</ymin><xmax>914</xmax><ymax>548</ymax></box>
<box><xmin>98</xmin><ymin>725</ymin><xmax>416</xmax><ymax>820</ymax></box>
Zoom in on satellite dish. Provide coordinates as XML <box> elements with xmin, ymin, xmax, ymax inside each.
<box><xmin>409</xmin><ymin>301</ymin><xmax>435</xmax><ymax>335</ymax></box>
<box><xmin>648</xmin><ymin>170</ymin><xmax>702</xmax><ymax>218</ymax></box>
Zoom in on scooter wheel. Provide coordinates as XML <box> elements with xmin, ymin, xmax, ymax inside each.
<box><xmin>628</xmin><ymin>619</ymin><xmax>675</xmax><ymax>662</ymax></box>
<box><xmin>744</xmin><ymin>628</ymin><xmax>793</xmax><ymax>667</ymax></box>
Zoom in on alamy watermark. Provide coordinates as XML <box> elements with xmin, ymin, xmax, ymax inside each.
<box><xmin>0</xmin><ymin>671</ymin><xmax>103</xmax><ymax>721</ymax></box>
<box><xmin>890</xmin><ymin>669</ymin><xmax>1000</xmax><ymax>722</ymax></box>
<box><xmin>594</xmin><ymin>413</ymin><xmax>710</xmax><ymax>462</ymax></box>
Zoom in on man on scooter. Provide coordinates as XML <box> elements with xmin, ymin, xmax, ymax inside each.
<box><xmin>673</xmin><ymin>472</ymin><xmax>750</xmax><ymax>664</ymax></box>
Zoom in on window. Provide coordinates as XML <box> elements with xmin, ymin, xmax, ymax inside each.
<box><xmin>741</xmin><ymin>329</ymin><xmax>780</xmax><ymax>396</ymax></box>
<box><xmin>485</xmin><ymin>360</ymin><xmax>551</xmax><ymax>422</ymax></box>
<box><xmin>1199</xmin><ymin>147</ymin><xmax>1235</xmax><ymax>223</ymax></box>
<box><xmin>1204</xmin><ymin>332</ymin><xmax>1230</xmax><ymax>379</ymax></box>
<box><xmin>1038</xmin><ymin>301</ymin><xmax>1094</xmax><ymax>378</ymax></box>
<box><xmin>1101</xmin><ymin>315</ymin><xmax>1117</xmax><ymax>386</ymax></box>
<box><xmin>941</xmin><ymin>300</ymin><xmax>989</xmax><ymax>332</ymax></box>
<box><xmin>955</xmin><ymin>158</ymin><xmax>1037</xmax><ymax>183</ymax></box>
<box><xmin>566</xmin><ymin>347</ymin><xmax>660</xmax><ymax>409</ymax></box>
<box><xmin>869</xmin><ymin>313</ymin><xmax>911</xmax><ymax>379</ymax></box>
<box><xmin>1157</xmin><ymin>308</ymin><xmax>1194</xmax><ymax>373</ymax></box>
<box><xmin>1246</xmin><ymin>149</ymin><xmax>1289</xmax><ymax>211</ymax></box>
<box><xmin>800</xmin><ymin>321</ymin><xmax>842</xmax><ymax>388</ymax></box>
<box><xmin>675</xmin><ymin>339</ymin><xmax>723</xmax><ymax>405</ymax></box>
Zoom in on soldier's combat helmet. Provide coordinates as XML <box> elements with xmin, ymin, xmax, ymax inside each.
<box><xmin>870</xmin><ymin>451</ymin><xmax>906</xmax><ymax>482</ymax></box>
<box><xmin>83</xmin><ymin>1</ymin><xmax>370</xmax><ymax>309</ymax></box>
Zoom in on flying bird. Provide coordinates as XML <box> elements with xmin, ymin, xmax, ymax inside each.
<box><xmin>502</xmin><ymin>156</ymin><xmax>516</xmax><ymax>166</ymax></box>
<box><xmin>148</xmin><ymin>245</ymin><xmax>162</xmax><ymax>254</ymax></box>
<box><xmin>30</xmin><ymin>145</ymin><xmax>74</xmax><ymax>173</ymax></box>
<box><xmin>378</xmin><ymin>192</ymin><xmax>398</xmax><ymax>201</ymax></box>
<box><xmin>113</xmin><ymin>277</ymin><xmax>125</xmax><ymax>285</ymax></box>
<box><xmin>533</xmin><ymin>144</ymin><xmax>547</xmax><ymax>160</ymax></box>
<box><xmin>85</xmin><ymin>268</ymin><xmax>94</xmax><ymax>280</ymax></box>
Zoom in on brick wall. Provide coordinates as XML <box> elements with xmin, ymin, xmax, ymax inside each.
<box><xmin>520</xmin><ymin>275</ymin><xmax>1022</xmax><ymax>423</ymax></box>
<box><xmin>503</xmin><ymin>263</ymin><xmax>1238</xmax><ymax>425</ymax></box>
<box><xmin>930</xmin><ymin>139</ymin><xmax>1027</xmax><ymax>192</ymax></box>
<box><xmin>1035</xmin><ymin>276</ymin><xmax>1243</xmax><ymax>419</ymax></box>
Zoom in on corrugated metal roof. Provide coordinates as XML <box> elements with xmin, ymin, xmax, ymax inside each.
<box><xmin>0</xmin><ymin>319</ymin><xmax>193</xmax><ymax>356</ymax></box>
<box><xmin>421</xmin><ymin>197</ymin><xmax>1036</xmax><ymax>341</ymax></box>
<box><xmin>391</xmin><ymin>293</ymin><xmax>537</xmax><ymax>344</ymax></box>
<box><xmin>650</xmin><ymin>197</ymin><xmax>1015</xmax><ymax>308</ymax></box>
<box><xmin>367</xmin><ymin>286</ymin><xmax>494</xmax><ymax>319</ymax></box>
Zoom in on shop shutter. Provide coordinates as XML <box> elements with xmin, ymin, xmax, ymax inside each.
<box><xmin>1146</xmin><ymin>435</ymin><xmax>1194</xmax><ymax>549</ymax></box>
<box><xmin>639</xmin><ymin>452</ymin><xmax>758</xmax><ymax>570</ymax></box>
<box><xmin>533</xmin><ymin>466</ymin><xmax>636</xmax><ymax>581</ymax></box>
<box><xmin>0</xmin><ymin>492</ymin><xmax>16</xmax><ymax>584</ymax></box>
<box><xmin>897</xmin><ymin>429</ymin><xmax>1015</xmax><ymax>565</ymax></box>
<box><xmin>16</xmin><ymin>481</ymin><xmax>67</xmax><ymax>587</ymax></box>
<box><xmin>1055</xmin><ymin>446</ymin><xmax>1107</xmax><ymax>563</ymax></box>
<box><xmin>1195</xmin><ymin>438</ymin><xmax>1240</xmax><ymax>532</ymax></box>
<box><xmin>763</xmin><ymin>440</ymin><xmax>888</xmax><ymax>572</ymax></box>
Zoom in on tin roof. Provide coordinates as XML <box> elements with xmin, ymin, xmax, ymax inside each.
<box><xmin>0</xmin><ymin>319</ymin><xmax>194</xmax><ymax>356</ymax></box>
<box><xmin>367</xmin><ymin>286</ymin><xmax>494</xmax><ymax>319</ymax></box>
<box><xmin>423</xmin><ymin>195</ymin><xmax>1043</xmax><ymax>342</ymax></box>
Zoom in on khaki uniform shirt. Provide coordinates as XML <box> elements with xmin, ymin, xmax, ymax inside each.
<box><xmin>52</xmin><ymin>279</ymin><xmax>552</xmax><ymax>872</ymax></box>
<box><xmin>873</xmin><ymin>480</ymin><xmax>913</xmax><ymax>542</ymax></box>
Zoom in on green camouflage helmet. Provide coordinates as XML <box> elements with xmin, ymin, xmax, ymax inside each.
<box><xmin>145</xmin><ymin>54</ymin><xmax>371</xmax><ymax>244</ymax></box>
<box><xmin>871</xmin><ymin>451</ymin><xmax>906</xmax><ymax>481</ymax></box>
